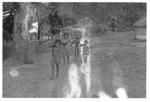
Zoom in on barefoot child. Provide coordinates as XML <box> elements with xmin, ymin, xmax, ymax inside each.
<box><xmin>49</xmin><ymin>39</ymin><xmax>62</xmax><ymax>80</ymax></box>
<box><xmin>72</xmin><ymin>37</ymin><xmax>80</xmax><ymax>59</ymax></box>
<box><xmin>62</xmin><ymin>33</ymin><xmax>71</xmax><ymax>64</ymax></box>
<box><xmin>80</xmin><ymin>40</ymin><xmax>89</xmax><ymax>63</ymax></box>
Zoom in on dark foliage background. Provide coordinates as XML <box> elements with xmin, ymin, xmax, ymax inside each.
<box><xmin>3</xmin><ymin>2</ymin><xmax>146</xmax><ymax>61</ymax></box>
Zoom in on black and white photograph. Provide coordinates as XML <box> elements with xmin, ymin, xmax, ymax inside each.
<box><xmin>2</xmin><ymin>1</ymin><xmax>146</xmax><ymax>98</ymax></box>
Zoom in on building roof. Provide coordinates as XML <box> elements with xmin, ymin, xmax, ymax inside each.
<box><xmin>134</xmin><ymin>15</ymin><xmax>146</xmax><ymax>27</ymax></box>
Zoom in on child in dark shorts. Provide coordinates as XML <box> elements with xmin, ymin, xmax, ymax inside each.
<box><xmin>61</xmin><ymin>33</ymin><xmax>71</xmax><ymax>64</ymax></box>
<box><xmin>72</xmin><ymin>37</ymin><xmax>80</xmax><ymax>59</ymax></box>
<box><xmin>80</xmin><ymin>40</ymin><xmax>89</xmax><ymax>63</ymax></box>
<box><xmin>49</xmin><ymin>39</ymin><xmax>62</xmax><ymax>80</ymax></box>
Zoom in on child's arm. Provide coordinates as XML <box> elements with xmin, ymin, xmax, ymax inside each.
<box><xmin>48</xmin><ymin>41</ymin><xmax>55</xmax><ymax>48</ymax></box>
<box><xmin>69</xmin><ymin>40</ymin><xmax>72</xmax><ymax>45</ymax></box>
<box><xmin>49</xmin><ymin>42</ymin><xmax>55</xmax><ymax>48</ymax></box>
<box><xmin>60</xmin><ymin>46</ymin><xmax>63</xmax><ymax>58</ymax></box>
<box><xmin>80</xmin><ymin>44</ymin><xmax>84</xmax><ymax>47</ymax></box>
<box><xmin>71</xmin><ymin>40</ymin><xmax>75</xmax><ymax>46</ymax></box>
<box><xmin>49</xmin><ymin>45</ymin><xmax>54</xmax><ymax>48</ymax></box>
<box><xmin>87</xmin><ymin>46</ymin><xmax>90</xmax><ymax>54</ymax></box>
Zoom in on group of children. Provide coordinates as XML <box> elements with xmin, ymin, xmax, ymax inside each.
<box><xmin>49</xmin><ymin>32</ymin><xmax>90</xmax><ymax>80</ymax></box>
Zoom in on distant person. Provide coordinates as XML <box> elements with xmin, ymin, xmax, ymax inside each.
<box><xmin>111</xmin><ymin>18</ymin><xmax>117</xmax><ymax>32</ymax></box>
<box><xmin>80</xmin><ymin>40</ymin><xmax>89</xmax><ymax>63</ymax></box>
<box><xmin>72</xmin><ymin>37</ymin><xmax>80</xmax><ymax>59</ymax></box>
<box><xmin>49</xmin><ymin>39</ymin><xmax>62</xmax><ymax>80</ymax></box>
<box><xmin>62</xmin><ymin>33</ymin><xmax>71</xmax><ymax>64</ymax></box>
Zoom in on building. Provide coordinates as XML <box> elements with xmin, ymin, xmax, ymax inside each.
<box><xmin>134</xmin><ymin>15</ymin><xmax>146</xmax><ymax>40</ymax></box>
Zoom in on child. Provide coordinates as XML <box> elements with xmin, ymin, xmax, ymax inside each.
<box><xmin>49</xmin><ymin>39</ymin><xmax>62</xmax><ymax>80</ymax></box>
<box><xmin>80</xmin><ymin>40</ymin><xmax>89</xmax><ymax>63</ymax></box>
<box><xmin>72</xmin><ymin>37</ymin><xmax>80</xmax><ymax>59</ymax></box>
<box><xmin>61</xmin><ymin>33</ymin><xmax>71</xmax><ymax>64</ymax></box>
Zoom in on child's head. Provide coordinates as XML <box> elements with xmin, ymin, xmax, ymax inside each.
<box><xmin>64</xmin><ymin>33</ymin><xmax>69</xmax><ymax>39</ymax></box>
<box><xmin>84</xmin><ymin>40</ymin><xmax>88</xmax><ymax>44</ymax></box>
<box><xmin>55</xmin><ymin>39</ymin><xmax>61</xmax><ymax>47</ymax></box>
<box><xmin>76</xmin><ymin>37</ymin><xmax>79</xmax><ymax>40</ymax></box>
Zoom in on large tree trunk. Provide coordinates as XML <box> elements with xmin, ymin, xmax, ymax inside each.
<box><xmin>13</xmin><ymin>3</ymin><xmax>36</xmax><ymax>64</ymax></box>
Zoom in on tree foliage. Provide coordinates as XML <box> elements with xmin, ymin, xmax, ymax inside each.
<box><xmin>72</xmin><ymin>3</ymin><xmax>146</xmax><ymax>28</ymax></box>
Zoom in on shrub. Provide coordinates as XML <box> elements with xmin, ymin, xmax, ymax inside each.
<box><xmin>90</xmin><ymin>23</ymin><xmax>110</xmax><ymax>36</ymax></box>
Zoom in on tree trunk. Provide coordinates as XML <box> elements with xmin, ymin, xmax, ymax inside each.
<box><xmin>13</xmin><ymin>3</ymin><xmax>36</xmax><ymax>64</ymax></box>
<box><xmin>38</xmin><ymin>23</ymin><xmax>40</xmax><ymax>40</ymax></box>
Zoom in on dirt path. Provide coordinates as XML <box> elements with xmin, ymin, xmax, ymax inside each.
<box><xmin>3</xmin><ymin>47</ymin><xmax>82</xmax><ymax>97</ymax></box>
<box><xmin>3</xmin><ymin>32</ymin><xmax>146</xmax><ymax>98</ymax></box>
<box><xmin>89</xmin><ymin>32</ymin><xmax>146</xmax><ymax>98</ymax></box>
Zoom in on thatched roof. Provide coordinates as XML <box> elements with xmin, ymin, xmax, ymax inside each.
<box><xmin>134</xmin><ymin>15</ymin><xmax>146</xmax><ymax>27</ymax></box>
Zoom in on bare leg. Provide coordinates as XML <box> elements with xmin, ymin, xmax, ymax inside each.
<box><xmin>84</xmin><ymin>55</ymin><xmax>87</xmax><ymax>63</ymax></box>
<box><xmin>75</xmin><ymin>48</ymin><xmax>77</xmax><ymax>59</ymax></box>
<box><xmin>83</xmin><ymin>55</ymin><xmax>87</xmax><ymax>63</ymax></box>
<box><xmin>56</xmin><ymin>64</ymin><xmax>59</xmax><ymax>78</ymax></box>
<box><xmin>63</xmin><ymin>56</ymin><xmax>66</xmax><ymax>64</ymax></box>
<box><xmin>51</xmin><ymin>64</ymin><xmax>55</xmax><ymax>80</ymax></box>
<box><xmin>77</xmin><ymin>48</ymin><xmax>80</xmax><ymax>59</ymax></box>
<box><xmin>67</xmin><ymin>55</ymin><xmax>69</xmax><ymax>64</ymax></box>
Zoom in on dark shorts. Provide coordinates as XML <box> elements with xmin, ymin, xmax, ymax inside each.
<box><xmin>51</xmin><ymin>56</ymin><xmax>61</xmax><ymax>64</ymax></box>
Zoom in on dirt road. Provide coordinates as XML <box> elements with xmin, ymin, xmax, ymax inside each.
<box><xmin>3</xmin><ymin>31</ymin><xmax>146</xmax><ymax>98</ymax></box>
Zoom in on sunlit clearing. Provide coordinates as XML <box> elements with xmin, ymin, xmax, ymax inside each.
<box><xmin>29</xmin><ymin>21</ymin><xmax>38</xmax><ymax>33</ymax></box>
<box><xmin>65</xmin><ymin>64</ymin><xmax>81</xmax><ymax>98</ymax></box>
<box><xmin>9</xmin><ymin>68</ymin><xmax>19</xmax><ymax>77</ymax></box>
<box><xmin>98</xmin><ymin>91</ymin><xmax>112</xmax><ymax>98</ymax></box>
<box><xmin>116</xmin><ymin>87</ymin><xmax>128</xmax><ymax>98</ymax></box>
<box><xmin>32</xmin><ymin>22</ymin><xmax>38</xmax><ymax>28</ymax></box>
